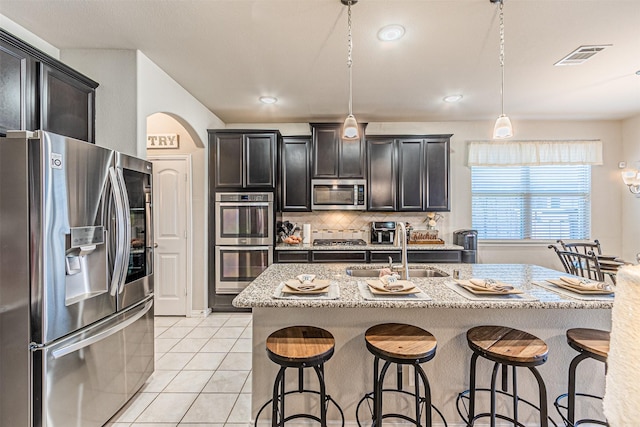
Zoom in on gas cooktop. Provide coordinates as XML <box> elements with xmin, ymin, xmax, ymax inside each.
<box><xmin>312</xmin><ymin>239</ymin><xmax>367</xmax><ymax>247</ymax></box>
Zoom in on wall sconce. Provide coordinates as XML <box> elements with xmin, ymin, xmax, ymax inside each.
<box><xmin>621</xmin><ymin>167</ymin><xmax>640</xmax><ymax>195</ymax></box>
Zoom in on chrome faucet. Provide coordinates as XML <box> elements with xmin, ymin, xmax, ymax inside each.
<box><xmin>396</xmin><ymin>221</ymin><xmax>409</xmax><ymax>280</ymax></box>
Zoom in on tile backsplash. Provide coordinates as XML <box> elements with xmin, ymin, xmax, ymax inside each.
<box><xmin>279</xmin><ymin>211</ymin><xmax>450</xmax><ymax>243</ymax></box>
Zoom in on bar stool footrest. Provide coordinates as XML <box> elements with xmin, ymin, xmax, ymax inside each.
<box><xmin>457</xmin><ymin>388</ymin><xmax>558</xmax><ymax>427</ymax></box>
<box><xmin>554</xmin><ymin>392</ymin><xmax>608</xmax><ymax>427</ymax></box>
<box><xmin>356</xmin><ymin>391</ymin><xmax>448</xmax><ymax>427</ymax></box>
<box><xmin>254</xmin><ymin>389</ymin><xmax>345</xmax><ymax>427</ymax></box>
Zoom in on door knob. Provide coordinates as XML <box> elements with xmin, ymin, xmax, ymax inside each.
<box><xmin>154</xmin><ymin>243</ymin><xmax>158</xmax><ymax>248</ymax></box>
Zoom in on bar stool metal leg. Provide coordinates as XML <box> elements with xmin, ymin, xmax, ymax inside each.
<box><xmin>529</xmin><ymin>366</ymin><xmax>548</xmax><ymax>427</ymax></box>
<box><xmin>272</xmin><ymin>366</ymin><xmax>286</xmax><ymax>427</ymax></box>
<box><xmin>468</xmin><ymin>352</ymin><xmax>479</xmax><ymax>424</ymax></box>
<box><xmin>567</xmin><ymin>352</ymin><xmax>590</xmax><ymax>425</ymax></box>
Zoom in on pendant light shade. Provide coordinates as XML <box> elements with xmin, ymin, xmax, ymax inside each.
<box><xmin>342</xmin><ymin>114</ymin><xmax>359</xmax><ymax>139</ymax></box>
<box><xmin>341</xmin><ymin>0</ymin><xmax>360</xmax><ymax>140</ymax></box>
<box><xmin>491</xmin><ymin>0</ymin><xmax>513</xmax><ymax>139</ymax></box>
<box><xmin>493</xmin><ymin>114</ymin><xmax>513</xmax><ymax>139</ymax></box>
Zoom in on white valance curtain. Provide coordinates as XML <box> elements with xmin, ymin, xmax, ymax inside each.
<box><xmin>467</xmin><ymin>140</ymin><xmax>603</xmax><ymax>166</ymax></box>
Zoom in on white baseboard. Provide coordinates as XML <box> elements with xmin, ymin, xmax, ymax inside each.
<box><xmin>190</xmin><ymin>308</ymin><xmax>212</xmax><ymax>318</ymax></box>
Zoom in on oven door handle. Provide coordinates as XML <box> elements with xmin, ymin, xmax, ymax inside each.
<box><xmin>216</xmin><ymin>202</ymin><xmax>271</xmax><ymax>207</ymax></box>
<box><xmin>218</xmin><ymin>246</ymin><xmax>271</xmax><ymax>251</ymax></box>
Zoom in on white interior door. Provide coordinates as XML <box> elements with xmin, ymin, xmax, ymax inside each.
<box><xmin>150</xmin><ymin>156</ymin><xmax>190</xmax><ymax>316</ymax></box>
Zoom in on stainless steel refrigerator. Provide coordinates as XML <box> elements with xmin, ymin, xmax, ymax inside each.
<box><xmin>0</xmin><ymin>131</ymin><xmax>155</xmax><ymax>427</ymax></box>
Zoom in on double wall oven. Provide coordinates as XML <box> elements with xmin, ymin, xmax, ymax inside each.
<box><xmin>214</xmin><ymin>192</ymin><xmax>274</xmax><ymax>295</ymax></box>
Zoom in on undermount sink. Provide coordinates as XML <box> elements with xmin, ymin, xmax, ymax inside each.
<box><xmin>346</xmin><ymin>267</ymin><xmax>449</xmax><ymax>278</ymax></box>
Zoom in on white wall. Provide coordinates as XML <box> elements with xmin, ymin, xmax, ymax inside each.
<box><xmin>136</xmin><ymin>51</ymin><xmax>225</xmax><ymax>155</ymax></box>
<box><xmin>621</xmin><ymin>114</ymin><xmax>640</xmax><ymax>262</ymax></box>
<box><xmin>0</xmin><ymin>14</ymin><xmax>59</xmax><ymax>58</ymax></box>
<box><xmin>61</xmin><ymin>50</ymin><xmax>138</xmax><ymax>154</ymax></box>
<box><xmin>229</xmin><ymin>119</ymin><xmax>625</xmax><ymax>270</ymax></box>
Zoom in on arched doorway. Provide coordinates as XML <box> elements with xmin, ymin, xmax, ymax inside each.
<box><xmin>146</xmin><ymin>112</ymin><xmax>207</xmax><ymax>317</ymax></box>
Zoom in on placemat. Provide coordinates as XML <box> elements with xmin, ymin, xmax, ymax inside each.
<box><xmin>533</xmin><ymin>281</ymin><xmax>614</xmax><ymax>301</ymax></box>
<box><xmin>357</xmin><ymin>282</ymin><xmax>431</xmax><ymax>301</ymax></box>
<box><xmin>444</xmin><ymin>281</ymin><xmax>538</xmax><ymax>302</ymax></box>
<box><xmin>273</xmin><ymin>282</ymin><xmax>340</xmax><ymax>300</ymax></box>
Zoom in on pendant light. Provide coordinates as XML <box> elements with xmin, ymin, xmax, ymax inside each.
<box><xmin>492</xmin><ymin>0</ymin><xmax>513</xmax><ymax>139</ymax></box>
<box><xmin>341</xmin><ymin>0</ymin><xmax>359</xmax><ymax>140</ymax></box>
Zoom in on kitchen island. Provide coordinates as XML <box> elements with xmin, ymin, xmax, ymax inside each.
<box><xmin>233</xmin><ymin>263</ymin><xmax>612</xmax><ymax>426</ymax></box>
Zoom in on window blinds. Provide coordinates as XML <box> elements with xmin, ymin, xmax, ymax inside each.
<box><xmin>471</xmin><ymin>165</ymin><xmax>591</xmax><ymax>240</ymax></box>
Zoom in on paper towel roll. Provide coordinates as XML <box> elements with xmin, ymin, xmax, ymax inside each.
<box><xmin>302</xmin><ymin>224</ymin><xmax>311</xmax><ymax>244</ymax></box>
<box><xmin>604</xmin><ymin>264</ymin><xmax>640</xmax><ymax>425</ymax></box>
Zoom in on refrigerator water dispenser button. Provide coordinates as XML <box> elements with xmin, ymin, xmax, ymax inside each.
<box><xmin>66</xmin><ymin>256</ymin><xmax>81</xmax><ymax>275</ymax></box>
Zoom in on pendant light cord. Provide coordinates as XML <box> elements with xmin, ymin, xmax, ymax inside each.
<box><xmin>347</xmin><ymin>0</ymin><xmax>353</xmax><ymax>116</ymax></box>
<box><xmin>499</xmin><ymin>0</ymin><xmax>505</xmax><ymax>116</ymax></box>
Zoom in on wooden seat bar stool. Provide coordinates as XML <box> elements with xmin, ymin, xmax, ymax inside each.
<box><xmin>554</xmin><ymin>328</ymin><xmax>610</xmax><ymax>426</ymax></box>
<box><xmin>457</xmin><ymin>325</ymin><xmax>551</xmax><ymax>427</ymax></box>
<box><xmin>255</xmin><ymin>326</ymin><xmax>344</xmax><ymax>427</ymax></box>
<box><xmin>356</xmin><ymin>323</ymin><xmax>447</xmax><ymax>427</ymax></box>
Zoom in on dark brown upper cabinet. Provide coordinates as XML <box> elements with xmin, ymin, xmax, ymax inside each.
<box><xmin>209</xmin><ymin>130</ymin><xmax>279</xmax><ymax>190</ymax></box>
<box><xmin>0</xmin><ymin>36</ymin><xmax>35</xmax><ymax>135</ymax></box>
<box><xmin>366</xmin><ymin>135</ymin><xmax>451</xmax><ymax>212</ymax></box>
<box><xmin>311</xmin><ymin>123</ymin><xmax>367</xmax><ymax>179</ymax></box>
<box><xmin>0</xmin><ymin>30</ymin><xmax>98</xmax><ymax>142</ymax></box>
<box><xmin>280</xmin><ymin>136</ymin><xmax>311</xmax><ymax>211</ymax></box>
<box><xmin>40</xmin><ymin>64</ymin><xmax>95</xmax><ymax>143</ymax></box>
<box><xmin>367</xmin><ymin>137</ymin><xmax>397</xmax><ymax>211</ymax></box>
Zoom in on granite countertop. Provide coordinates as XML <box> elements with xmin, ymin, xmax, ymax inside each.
<box><xmin>276</xmin><ymin>243</ymin><xmax>464</xmax><ymax>250</ymax></box>
<box><xmin>232</xmin><ymin>263</ymin><xmax>614</xmax><ymax>310</ymax></box>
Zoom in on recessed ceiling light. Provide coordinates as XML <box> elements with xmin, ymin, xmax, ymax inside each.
<box><xmin>377</xmin><ymin>25</ymin><xmax>405</xmax><ymax>42</ymax></box>
<box><xmin>443</xmin><ymin>94</ymin><xmax>463</xmax><ymax>103</ymax></box>
<box><xmin>259</xmin><ymin>96</ymin><xmax>278</xmax><ymax>104</ymax></box>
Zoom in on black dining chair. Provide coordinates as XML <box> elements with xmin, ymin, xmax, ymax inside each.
<box><xmin>548</xmin><ymin>245</ymin><xmax>605</xmax><ymax>282</ymax></box>
<box><xmin>557</xmin><ymin>240</ymin><xmax>618</xmax><ymax>284</ymax></box>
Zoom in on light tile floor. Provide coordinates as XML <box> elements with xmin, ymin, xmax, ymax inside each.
<box><xmin>106</xmin><ymin>313</ymin><xmax>253</xmax><ymax>427</ymax></box>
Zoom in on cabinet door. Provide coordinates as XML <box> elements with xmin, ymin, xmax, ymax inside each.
<box><xmin>367</xmin><ymin>138</ymin><xmax>397</xmax><ymax>211</ymax></box>
<box><xmin>424</xmin><ymin>139</ymin><xmax>450</xmax><ymax>210</ymax></box>
<box><xmin>0</xmin><ymin>39</ymin><xmax>35</xmax><ymax>135</ymax></box>
<box><xmin>214</xmin><ymin>133</ymin><xmax>244</xmax><ymax>188</ymax></box>
<box><xmin>339</xmin><ymin>123</ymin><xmax>366</xmax><ymax>178</ymax></box>
<box><xmin>245</xmin><ymin>133</ymin><xmax>276</xmax><ymax>188</ymax></box>
<box><xmin>398</xmin><ymin>138</ymin><xmax>425</xmax><ymax>211</ymax></box>
<box><xmin>311</xmin><ymin>251</ymin><xmax>367</xmax><ymax>263</ymax></box>
<box><xmin>281</xmin><ymin>136</ymin><xmax>311</xmax><ymax>211</ymax></box>
<box><xmin>40</xmin><ymin>63</ymin><xmax>95</xmax><ymax>143</ymax></box>
<box><xmin>275</xmin><ymin>250</ymin><xmax>310</xmax><ymax>263</ymax></box>
<box><xmin>312</xmin><ymin>124</ymin><xmax>340</xmax><ymax>178</ymax></box>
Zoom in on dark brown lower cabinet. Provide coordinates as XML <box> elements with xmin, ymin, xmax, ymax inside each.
<box><xmin>275</xmin><ymin>250</ymin><xmax>310</xmax><ymax>263</ymax></box>
<box><xmin>276</xmin><ymin>249</ymin><xmax>462</xmax><ymax>263</ymax></box>
<box><xmin>311</xmin><ymin>251</ymin><xmax>368</xmax><ymax>263</ymax></box>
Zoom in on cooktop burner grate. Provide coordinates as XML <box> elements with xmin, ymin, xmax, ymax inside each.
<box><xmin>312</xmin><ymin>239</ymin><xmax>367</xmax><ymax>247</ymax></box>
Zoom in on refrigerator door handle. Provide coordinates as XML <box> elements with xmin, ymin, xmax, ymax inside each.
<box><xmin>115</xmin><ymin>168</ymin><xmax>132</xmax><ymax>295</ymax></box>
<box><xmin>144</xmin><ymin>189</ymin><xmax>153</xmax><ymax>274</ymax></box>
<box><xmin>51</xmin><ymin>300</ymin><xmax>153</xmax><ymax>359</ymax></box>
<box><xmin>108</xmin><ymin>167</ymin><xmax>126</xmax><ymax>296</ymax></box>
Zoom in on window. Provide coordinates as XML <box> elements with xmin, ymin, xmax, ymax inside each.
<box><xmin>471</xmin><ymin>165</ymin><xmax>591</xmax><ymax>240</ymax></box>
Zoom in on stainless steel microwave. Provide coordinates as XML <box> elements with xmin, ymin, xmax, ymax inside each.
<box><xmin>311</xmin><ymin>179</ymin><xmax>366</xmax><ymax>210</ymax></box>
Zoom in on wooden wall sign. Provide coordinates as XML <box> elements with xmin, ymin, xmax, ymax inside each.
<box><xmin>147</xmin><ymin>133</ymin><xmax>179</xmax><ymax>149</ymax></box>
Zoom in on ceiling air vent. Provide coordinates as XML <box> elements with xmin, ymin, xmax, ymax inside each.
<box><xmin>554</xmin><ymin>45</ymin><xmax>611</xmax><ymax>66</ymax></box>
